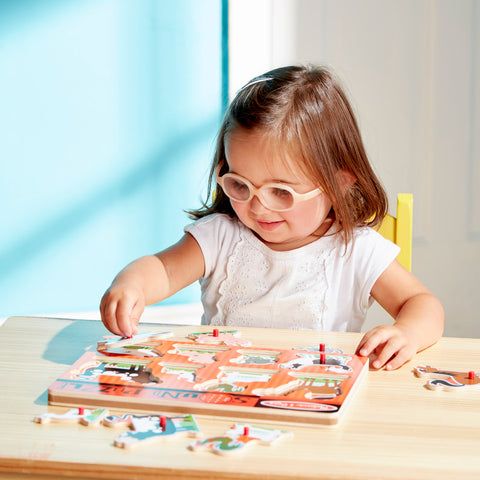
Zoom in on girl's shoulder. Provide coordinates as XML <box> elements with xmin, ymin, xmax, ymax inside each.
<box><xmin>184</xmin><ymin>214</ymin><xmax>251</xmax><ymax>279</ymax></box>
<box><xmin>351</xmin><ymin>225</ymin><xmax>397</xmax><ymax>246</ymax></box>
<box><xmin>186</xmin><ymin>212</ymin><xmax>241</xmax><ymax>231</ymax></box>
<box><xmin>184</xmin><ymin>213</ymin><xmax>245</xmax><ymax>245</ymax></box>
<box><xmin>347</xmin><ymin>226</ymin><xmax>401</xmax><ymax>265</ymax></box>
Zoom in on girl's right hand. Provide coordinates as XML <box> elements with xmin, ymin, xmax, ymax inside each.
<box><xmin>99</xmin><ymin>235</ymin><xmax>205</xmax><ymax>338</ymax></box>
<box><xmin>99</xmin><ymin>283</ymin><xmax>145</xmax><ymax>337</ymax></box>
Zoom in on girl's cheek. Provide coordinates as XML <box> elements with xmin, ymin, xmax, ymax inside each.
<box><xmin>230</xmin><ymin>202</ymin><xmax>248</xmax><ymax>221</ymax></box>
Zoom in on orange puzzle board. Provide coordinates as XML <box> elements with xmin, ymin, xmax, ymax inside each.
<box><xmin>48</xmin><ymin>337</ymin><xmax>369</xmax><ymax>426</ymax></box>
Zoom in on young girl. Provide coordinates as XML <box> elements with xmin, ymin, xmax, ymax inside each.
<box><xmin>100</xmin><ymin>65</ymin><xmax>444</xmax><ymax>370</ymax></box>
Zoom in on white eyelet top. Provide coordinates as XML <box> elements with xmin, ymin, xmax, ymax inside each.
<box><xmin>185</xmin><ymin>213</ymin><xmax>400</xmax><ymax>332</ymax></box>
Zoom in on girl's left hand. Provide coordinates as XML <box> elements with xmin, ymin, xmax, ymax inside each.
<box><xmin>356</xmin><ymin>324</ymin><xmax>419</xmax><ymax>370</ymax></box>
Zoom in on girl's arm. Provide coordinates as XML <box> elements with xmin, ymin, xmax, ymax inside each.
<box><xmin>356</xmin><ymin>259</ymin><xmax>445</xmax><ymax>370</ymax></box>
<box><xmin>100</xmin><ymin>233</ymin><xmax>205</xmax><ymax>337</ymax></box>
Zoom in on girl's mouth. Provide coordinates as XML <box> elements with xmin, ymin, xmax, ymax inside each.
<box><xmin>257</xmin><ymin>220</ymin><xmax>284</xmax><ymax>231</ymax></box>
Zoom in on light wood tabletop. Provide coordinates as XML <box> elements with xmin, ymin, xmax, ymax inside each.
<box><xmin>1</xmin><ymin>315</ymin><xmax>480</xmax><ymax>480</ymax></box>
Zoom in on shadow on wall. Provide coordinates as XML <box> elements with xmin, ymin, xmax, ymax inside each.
<box><xmin>0</xmin><ymin>0</ymin><xmax>224</xmax><ymax>316</ymax></box>
<box><xmin>0</xmin><ymin>118</ymin><xmax>218</xmax><ymax>279</ymax></box>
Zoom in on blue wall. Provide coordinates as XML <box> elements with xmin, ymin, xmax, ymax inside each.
<box><xmin>0</xmin><ymin>1</ymin><xmax>224</xmax><ymax>316</ymax></box>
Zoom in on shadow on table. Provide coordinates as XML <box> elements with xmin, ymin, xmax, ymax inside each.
<box><xmin>42</xmin><ymin>319</ymin><xmax>107</xmax><ymax>365</ymax></box>
<box><xmin>35</xmin><ymin>319</ymin><xmax>108</xmax><ymax>406</ymax></box>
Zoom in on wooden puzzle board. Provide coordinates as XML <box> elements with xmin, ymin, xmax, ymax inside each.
<box><xmin>48</xmin><ymin>337</ymin><xmax>368</xmax><ymax>426</ymax></box>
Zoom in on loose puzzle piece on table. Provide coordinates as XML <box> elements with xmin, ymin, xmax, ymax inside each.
<box><xmin>97</xmin><ymin>331</ymin><xmax>174</xmax><ymax>357</ymax></box>
<box><xmin>104</xmin><ymin>413</ymin><xmax>201</xmax><ymax>449</ymax></box>
<box><xmin>34</xmin><ymin>407</ymin><xmax>109</xmax><ymax>427</ymax></box>
<box><xmin>34</xmin><ymin>409</ymin><xmax>202</xmax><ymax>449</ymax></box>
<box><xmin>413</xmin><ymin>365</ymin><xmax>480</xmax><ymax>391</ymax></box>
<box><xmin>48</xmin><ymin>332</ymin><xmax>369</xmax><ymax>426</ymax></box>
<box><xmin>188</xmin><ymin>423</ymin><xmax>292</xmax><ymax>456</ymax></box>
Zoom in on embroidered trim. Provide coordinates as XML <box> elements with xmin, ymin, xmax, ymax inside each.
<box><xmin>213</xmin><ymin>228</ymin><xmax>335</xmax><ymax>330</ymax></box>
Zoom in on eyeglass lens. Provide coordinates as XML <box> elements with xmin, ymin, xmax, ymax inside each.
<box><xmin>222</xmin><ymin>176</ymin><xmax>294</xmax><ymax>210</ymax></box>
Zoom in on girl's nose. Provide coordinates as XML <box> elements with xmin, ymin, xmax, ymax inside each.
<box><xmin>250</xmin><ymin>194</ymin><xmax>271</xmax><ymax>214</ymax></box>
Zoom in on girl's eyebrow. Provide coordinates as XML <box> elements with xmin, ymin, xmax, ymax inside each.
<box><xmin>228</xmin><ymin>170</ymin><xmax>302</xmax><ymax>187</ymax></box>
<box><xmin>271</xmin><ymin>177</ymin><xmax>303</xmax><ymax>186</ymax></box>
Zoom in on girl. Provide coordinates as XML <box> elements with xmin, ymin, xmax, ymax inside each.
<box><xmin>100</xmin><ymin>65</ymin><xmax>444</xmax><ymax>370</ymax></box>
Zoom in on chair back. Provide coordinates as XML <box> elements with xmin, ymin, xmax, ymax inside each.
<box><xmin>375</xmin><ymin>193</ymin><xmax>413</xmax><ymax>271</ymax></box>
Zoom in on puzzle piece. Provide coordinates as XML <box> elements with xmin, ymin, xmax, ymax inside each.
<box><xmin>279</xmin><ymin>372</ymin><xmax>347</xmax><ymax>400</ymax></box>
<box><xmin>230</xmin><ymin>349</ymin><xmax>281</xmax><ymax>365</ymax></box>
<box><xmin>103</xmin><ymin>414</ymin><xmax>202</xmax><ymax>449</ymax></box>
<box><xmin>293</xmin><ymin>344</ymin><xmax>344</xmax><ymax>354</ymax></box>
<box><xmin>101</xmin><ymin>345</ymin><xmax>162</xmax><ymax>357</ymax></box>
<box><xmin>413</xmin><ymin>365</ymin><xmax>480</xmax><ymax>391</ymax></box>
<box><xmin>188</xmin><ymin>423</ymin><xmax>292</xmax><ymax>455</ymax></box>
<box><xmin>280</xmin><ymin>352</ymin><xmax>353</xmax><ymax>373</ymax></box>
<box><xmin>97</xmin><ymin>331</ymin><xmax>173</xmax><ymax>355</ymax></box>
<box><xmin>167</xmin><ymin>343</ymin><xmax>230</xmax><ymax>364</ymax></box>
<box><xmin>150</xmin><ymin>362</ymin><xmax>205</xmax><ymax>384</ymax></box>
<box><xmin>195</xmin><ymin>367</ymin><xmax>280</xmax><ymax>393</ymax></box>
<box><xmin>187</xmin><ymin>329</ymin><xmax>251</xmax><ymax>347</ymax></box>
<box><xmin>74</xmin><ymin>356</ymin><xmax>155</xmax><ymax>385</ymax></box>
<box><xmin>34</xmin><ymin>407</ymin><xmax>109</xmax><ymax>427</ymax></box>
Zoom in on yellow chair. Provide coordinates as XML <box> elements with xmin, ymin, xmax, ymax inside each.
<box><xmin>376</xmin><ymin>193</ymin><xmax>413</xmax><ymax>272</ymax></box>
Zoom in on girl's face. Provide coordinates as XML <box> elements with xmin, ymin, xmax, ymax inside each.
<box><xmin>223</xmin><ymin>128</ymin><xmax>334</xmax><ymax>251</ymax></box>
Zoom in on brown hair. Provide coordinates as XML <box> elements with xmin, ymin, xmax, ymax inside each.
<box><xmin>188</xmin><ymin>65</ymin><xmax>388</xmax><ymax>247</ymax></box>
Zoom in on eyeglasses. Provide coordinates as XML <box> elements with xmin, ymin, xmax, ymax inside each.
<box><xmin>216</xmin><ymin>170</ymin><xmax>322</xmax><ymax>212</ymax></box>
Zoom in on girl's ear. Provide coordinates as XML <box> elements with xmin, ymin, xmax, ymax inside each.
<box><xmin>336</xmin><ymin>170</ymin><xmax>357</xmax><ymax>194</ymax></box>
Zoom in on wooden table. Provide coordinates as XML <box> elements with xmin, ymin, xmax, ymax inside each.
<box><xmin>1</xmin><ymin>316</ymin><xmax>480</xmax><ymax>480</ymax></box>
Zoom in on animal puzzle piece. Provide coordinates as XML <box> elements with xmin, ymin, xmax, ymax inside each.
<box><xmin>195</xmin><ymin>367</ymin><xmax>281</xmax><ymax>394</ymax></box>
<box><xmin>189</xmin><ymin>423</ymin><xmax>292</xmax><ymax>456</ymax></box>
<box><xmin>167</xmin><ymin>343</ymin><xmax>230</xmax><ymax>364</ymax></box>
<box><xmin>280</xmin><ymin>352</ymin><xmax>353</xmax><ymax>373</ymax></box>
<box><xmin>103</xmin><ymin>413</ymin><xmax>202</xmax><ymax>449</ymax></box>
<box><xmin>293</xmin><ymin>344</ymin><xmax>344</xmax><ymax>354</ymax></box>
<box><xmin>230</xmin><ymin>349</ymin><xmax>281</xmax><ymax>365</ymax></box>
<box><xmin>34</xmin><ymin>407</ymin><xmax>109</xmax><ymax>427</ymax></box>
<box><xmin>187</xmin><ymin>329</ymin><xmax>251</xmax><ymax>347</ymax></box>
<box><xmin>278</xmin><ymin>372</ymin><xmax>346</xmax><ymax>400</ymax></box>
<box><xmin>151</xmin><ymin>362</ymin><xmax>205</xmax><ymax>384</ymax></box>
<box><xmin>97</xmin><ymin>331</ymin><xmax>173</xmax><ymax>356</ymax></box>
<box><xmin>75</xmin><ymin>357</ymin><xmax>155</xmax><ymax>385</ymax></box>
<box><xmin>413</xmin><ymin>365</ymin><xmax>480</xmax><ymax>391</ymax></box>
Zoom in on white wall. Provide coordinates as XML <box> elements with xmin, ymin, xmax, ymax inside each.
<box><xmin>229</xmin><ymin>0</ymin><xmax>480</xmax><ymax>337</ymax></box>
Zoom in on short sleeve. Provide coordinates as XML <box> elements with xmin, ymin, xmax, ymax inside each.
<box><xmin>184</xmin><ymin>214</ymin><xmax>240</xmax><ymax>278</ymax></box>
<box><xmin>352</xmin><ymin>228</ymin><xmax>401</xmax><ymax>310</ymax></box>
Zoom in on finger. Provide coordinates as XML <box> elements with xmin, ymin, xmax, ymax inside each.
<box><xmin>355</xmin><ymin>331</ymin><xmax>377</xmax><ymax>356</ymax></box>
<box><xmin>356</xmin><ymin>329</ymin><xmax>389</xmax><ymax>357</ymax></box>
<box><xmin>371</xmin><ymin>338</ymin><xmax>406</xmax><ymax>369</ymax></box>
<box><xmin>355</xmin><ymin>335</ymin><xmax>370</xmax><ymax>356</ymax></box>
<box><xmin>99</xmin><ymin>293</ymin><xmax>111</xmax><ymax>327</ymax></box>
<box><xmin>101</xmin><ymin>296</ymin><xmax>123</xmax><ymax>336</ymax></box>
<box><xmin>129</xmin><ymin>300</ymin><xmax>145</xmax><ymax>336</ymax></box>
<box><xmin>384</xmin><ymin>347</ymin><xmax>414</xmax><ymax>371</ymax></box>
<box><xmin>99</xmin><ymin>296</ymin><xmax>106</xmax><ymax>324</ymax></box>
<box><xmin>115</xmin><ymin>296</ymin><xmax>141</xmax><ymax>337</ymax></box>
